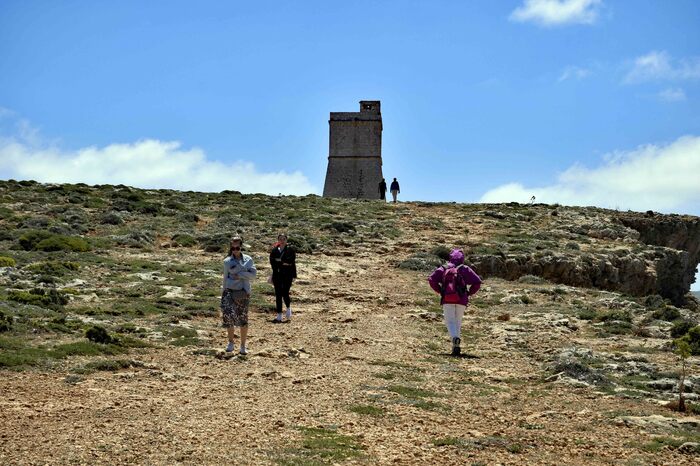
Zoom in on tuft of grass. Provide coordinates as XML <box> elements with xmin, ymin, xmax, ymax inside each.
<box><xmin>73</xmin><ymin>358</ymin><xmax>143</xmax><ymax>374</ymax></box>
<box><xmin>387</xmin><ymin>384</ymin><xmax>437</xmax><ymax>398</ymax></box>
<box><xmin>0</xmin><ymin>337</ymin><xmax>127</xmax><ymax>369</ymax></box>
<box><xmin>640</xmin><ymin>436</ymin><xmax>685</xmax><ymax>452</ymax></box>
<box><xmin>275</xmin><ymin>426</ymin><xmax>364</xmax><ymax>465</ymax></box>
<box><xmin>348</xmin><ymin>404</ymin><xmax>386</xmax><ymax>417</ymax></box>
<box><xmin>518</xmin><ymin>275</ymin><xmax>545</xmax><ymax>284</ymax></box>
<box><xmin>432</xmin><ymin>437</ymin><xmax>465</xmax><ymax>447</ymax></box>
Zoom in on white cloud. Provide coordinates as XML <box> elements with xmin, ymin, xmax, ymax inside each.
<box><xmin>658</xmin><ymin>87</ymin><xmax>686</xmax><ymax>103</ymax></box>
<box><xmin>480</xmin><ymin>135</ymin><xmax>700</xmax><ymax>214</ymax></box>
<box><xmin>624</xmin><ymin>50</ymin><xmax>700</xmax><ymax>83</ymax></box>
<box><xmin>0</xmin><ymin>106</ymin><xmax>15</xmax><ymax>119</ymax></box>
<box><xmin>558</xmin><ymin>65</ymin><xmax>591</xmax><ymax>82</ymax></box>
<box><xmin>509</xmin><ymin>0</ymin><xmax>602</xmax><ymax>26</ymax></box>
<box><xmin>0</xmin><ymin>130</ymin><xmax>318</xmax><ymax>195</ymax></box>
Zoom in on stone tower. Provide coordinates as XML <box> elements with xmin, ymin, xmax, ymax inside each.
<box><xmin>323</xmin><ymin>100</ymin><xmax>384</xmax><ymax>199</ymax></box>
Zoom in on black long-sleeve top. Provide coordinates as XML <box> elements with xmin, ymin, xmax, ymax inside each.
<box><xmin>269</xmin><ymin>246</ymin><xmax>297</xmax><ymax>280</ymax></box>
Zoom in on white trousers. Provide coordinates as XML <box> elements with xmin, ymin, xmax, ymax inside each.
<box><xmin>442</xmin><ymin>304</ymin><xmax>466</xmax><ymax>340</ymax></box>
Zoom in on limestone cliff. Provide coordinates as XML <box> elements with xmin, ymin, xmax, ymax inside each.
<box><xmin>466</xmin><ymin>206</ymin><xmax>700</xmax><ymax>306</ymax></box>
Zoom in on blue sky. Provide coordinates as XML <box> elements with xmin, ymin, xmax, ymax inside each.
<box><xmin>1</xmin><ymin>0</ymin><xmax>699</xmax><ymax>209</ymax></box>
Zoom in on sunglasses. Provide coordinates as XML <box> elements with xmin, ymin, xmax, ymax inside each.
<box><xmin>231</xmin><ymin>246</ymin><xmax>241</xmax><ymax>251</ymax></box>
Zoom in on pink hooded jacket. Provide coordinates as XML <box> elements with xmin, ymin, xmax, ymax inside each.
<box><xmin>428</xmin><ymin>248</ymin><xmax>482</xmax><ymax>306</ymax></box>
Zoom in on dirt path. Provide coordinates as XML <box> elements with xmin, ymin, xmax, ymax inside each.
<box><xmin>1</xmin><ymin>212</ymin><xmax>697</xmax><ymax>465</ymax></box>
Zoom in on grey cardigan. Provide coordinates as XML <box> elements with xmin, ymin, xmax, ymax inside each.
<box><xmin>222</xmin><ymin>254</ymin><xmax>257</xmax><ymax>294</ymax></box>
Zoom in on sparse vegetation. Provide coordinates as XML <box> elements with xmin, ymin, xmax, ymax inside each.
<box><xmin>2</xmin><ymin>180</ymin><xmax>700</xmax><ymax>463</ymax></box>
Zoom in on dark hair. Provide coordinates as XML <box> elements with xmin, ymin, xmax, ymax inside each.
<box><xmin>227</xmin><ymin>236</ymin><xmax>243</xmax><ymax>257</ymax></box>
<box><xmin>277</xmin><ymin>233</ymin><xmax>288</xmax><ymax>241</ymax></box>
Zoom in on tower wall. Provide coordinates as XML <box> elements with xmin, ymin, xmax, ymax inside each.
<box><xmin>323</xmin><ymin>101</ymin><xmax>384</xmax><ymax>199</ymax></box>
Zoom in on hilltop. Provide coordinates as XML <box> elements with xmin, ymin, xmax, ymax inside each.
<box><xmin>1</xmin><ymin>179</ymin><xmax>699</xmax><ymax>464</ymax></box>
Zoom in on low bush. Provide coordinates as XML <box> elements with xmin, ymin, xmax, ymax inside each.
<box><xmin>677</xmin><ymin>326</ymin><xmax>700</xmax><ymax>355</ymax></box>
<box><xmin>323</xmin><ymin>221</ymin><xmax>355</xmax><ymax>233</ymax></box>
<box><xmin>171</xmin><ymin>233</ymin><xmax>196</xmax><ymax>247</ymax></box>
<box><xmin>397</xmin><ymin>252</ymin><xmax>442</xmax><ymax>272</ymax></box>
<box><xmin>19</xmin><ymin>230</ymin><xmax>89</xmax><ymax>252</ymax></box>
<box><xmin>7</xmin><ymin>288</ymin><xmax>69</xmax><ymax>307</ymax></box>
<box><xmin>18</xmin><ymin>230</ymin><xmax>53</xmax><ymax>250</ymax></box>
<box><xmin>199</xmin><ymin>234</ymin><xmax>228</xmax><ymax>253</ymax></box>
<box><xmin>518</xmin><ymin>274</ymin><xmax>545</xmax><ymax>284</ymax></box>
<box><xmin>288</xmin><ymin>232</ymin><xmax>316</xmax><ymax>254</ymax></box>
<box><xmin>86</xmin><ymin>325</ymin><xmax>114</xmax><ymax>344</ymax></box>
<box><xmin>0</xmin><ymin>310</ymin><xmax>12</xmax><ymax>332</ymax></box>
<box><xmin>100</xmin><ymin>211</ymin><xmax>124</xmax><ymax>225</ymax></box>
<box><xmin>0</xmin><ymin>256</ymin><xmax>16</xmax><ymax>267</ymax></box>
<box><xmin>652</xmin><ymin>306</ymin><xmax>681</xmax><ymax>322</ymax></box>
<box><xmin>670</xmin><ymin>320</ymin><xmax>695</xmax><ymax>339</ymax></box>
<box><xmin>26</xmin><ymin>260</ymin><xmax>80</xmax><ymax>276</ymax></box>
<box><xmin>73</xmin><ymin>358</ymin><xmax>143</xmax><ymax>374</ymax></box>
<box><xmin>430</xmin><ymin>245</ymin><xmax>451</xmax><ymax>262</ymax></box>
<box><xmin>114</xmin><ymin>230</ymin><xmax>155</xmax><ymax>248</ymax></box>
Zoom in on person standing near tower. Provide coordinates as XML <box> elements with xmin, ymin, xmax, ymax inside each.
<box><xmin>390</xmin><ymin>177</ymin><xmax>400</xmax><ymax>203</ymax></box>
<box><xmin>379</xmin><ymin>178</ymin><xmax>387</xmax><ymax>201</ymax></box>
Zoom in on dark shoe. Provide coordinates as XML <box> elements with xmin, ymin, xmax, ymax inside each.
<box><xmin>451</xmin><ymin>337</ymin><xmax>461</xmax><ymax>356</ymax></box>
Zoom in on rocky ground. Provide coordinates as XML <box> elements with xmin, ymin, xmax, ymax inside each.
<box><xmin>1</xmin><ymin>181</ymin><xmax>699</xmax><ymax>465</ymax></box>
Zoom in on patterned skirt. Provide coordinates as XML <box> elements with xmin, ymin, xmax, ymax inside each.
<box><xmin>221</xmin><ymin>289</ymin><xmax>250</xmax><ymax>328</ymax></box>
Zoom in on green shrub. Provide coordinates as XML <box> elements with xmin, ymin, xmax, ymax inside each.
<box><xmin>323</xmin><ymin>221</ymin><xmax>355</xmax><ymax>233</ymax></box>
<box><xmin>34</xmin><ymin>235</ymin><xmax>90</xmax><ymax>252</ymax></box>
<box><xmin>597</xmin><ymin>310</ymin><xmax>632</xmax><ymax>323</ymax></box>
<box><xmin>7</xmin><ymin>288</ymin><xmax>69</xmax><ymax>307</ymax></box>
<box><xmin>397</xmin><ymin>252</ymin><xmax>442</xmax><ymax>271</ymax></box>
<box><xmin>100</xmin><ymin>211</ymin><xmax>124</xmax><ymax>225</ymax></box>
<box><xmin>86</xmin><ymin>325</ymin><xmax>114</xmax><ymax>344</ymax></box>
<box><xmin>430</xmin><ymin>245</ymin><xmax>451</xmax><ymax>261</ymax></box>
<box><xmin>0</xmin><ymin>310</ymin><xmax>12</xmax><ymax>332</ymax></box>
<box><xmin>678</xmin><ymin>326</ymin><xmax>700</xmax><ymax>356</ymax></box>
<box><xmin>288</xmin><ymin>232</ymin><xmax>316</xmax><ymax>254</ymax></box>
<box><xmin>199</xmin><ymin>234</ymin><xmax>228</xmax><ymax>253</ymax></box>
<box><xmin>18</xmin><ymin>230</ymin><xmax>53</xmax><ymax>250</ymax></box>
<box><xmin>518</xmin><ymin>275</ymin><xmax>545</xmax><ymax>284</ymax></box>
<box><xmin>520</xmin><ymin>295</ymin><xmax>534</xmax><ymax>304</ymax></box>
<box><xmin>652</xmin><ymin>306</ymin><xmax>681</xmax><ymax>322</ymax></box>
<box><xmin>135</xmin><ymin>202</ymin><xmax>161</xmax><ymax>215</ymax></box>
<box><xmin>671</xmin><ymin>320</ymin><xmax>695</xmax><ymax>339</ymax></box>
<box><xmin>171</xmin><ymin>233</ymin><xmax>196</xmax><ymax>247</ymax></box>
<box><xmin>0</xmin><ymin>256</ymin><xmax>16</xmax><ymax>267</ymax></box>
<box><xmin>26</xmin><ymin>260</ymin><xmax>80</xmax><ymax>276</ymax></box>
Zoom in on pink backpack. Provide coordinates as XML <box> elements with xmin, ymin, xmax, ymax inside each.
<box><xmin>442</xmin><ymin>265</ymin><xmax>466</xmax><ymax>304</ymax></box>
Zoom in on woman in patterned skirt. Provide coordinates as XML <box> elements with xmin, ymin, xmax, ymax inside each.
<box><xmin>221</xmin><ymin>236</ymin><xmax>257</xmax><ymax>354</ymax></box>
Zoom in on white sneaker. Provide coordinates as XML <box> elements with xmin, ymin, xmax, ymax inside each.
<box><xmin>274</xmin><ymin>313</ymin><xmax>283</xmax><ymax>322</ymax></box>
<box><xmin>285</xmin><ymin>307</ymin><xmax>292</xmax><ymax>320</ymax></box>
<box><xmin>225</xmin><ymin>342</ymin><xmax>235</xmax><ymax>353</ymax></box>
<box><xmin>239</xmin><ymin>346</ymin><xmax>248</xmax><ymax>355</ymax></box>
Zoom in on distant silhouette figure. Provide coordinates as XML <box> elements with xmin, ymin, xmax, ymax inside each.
<box><xmin>529</xmin><ymin>196</ymin><xmax>536</xmax><ymax>205</ymax></box>
<box><xmin>390</xmin><ymin>178</ymin><xmax>400</xmax><ymax>203</ymax></box>
<box><xmin>378</xmin><ymin>178</ymin><xmax>387</xmax><ymax>201</ymax></box>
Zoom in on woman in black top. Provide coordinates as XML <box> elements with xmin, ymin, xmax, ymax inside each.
<box><xmin>270</xmin><ymin>233</ymin><xmax>296</xmax><ymax>322</ymax></box>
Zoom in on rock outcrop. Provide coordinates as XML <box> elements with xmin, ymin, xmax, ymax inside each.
<box><xmin>469</xmin><ymin>210</ymin><xmax>700</xmax><ymax>306</ymax></box>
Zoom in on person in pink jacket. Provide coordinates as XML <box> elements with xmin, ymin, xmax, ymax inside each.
<box><xmin>428</xmin><ymin>248</ymin><xmax>482</xmax><ymax>356</ymax></box>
